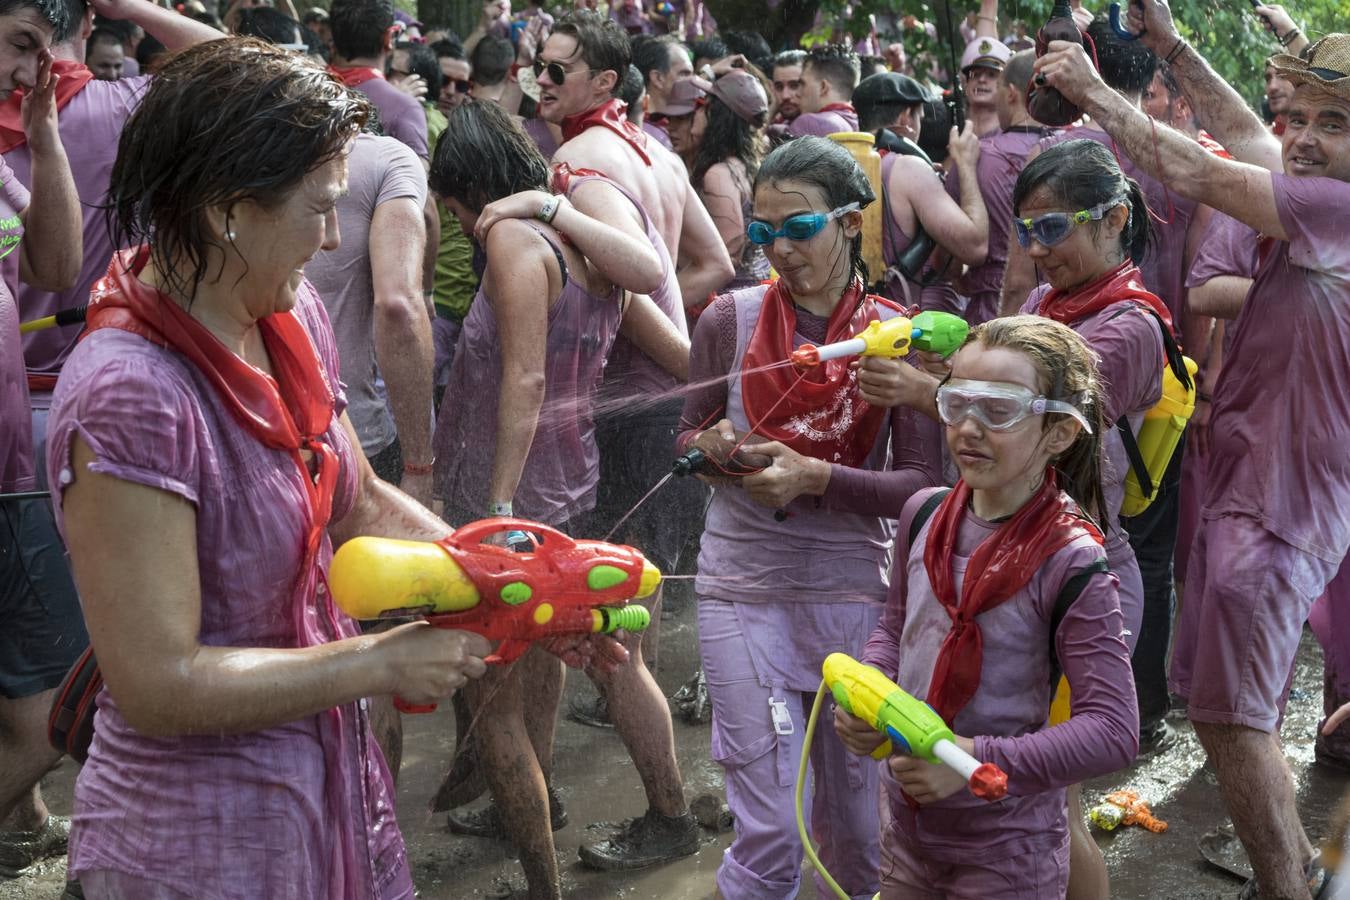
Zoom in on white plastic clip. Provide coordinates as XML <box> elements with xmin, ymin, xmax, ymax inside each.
<box><xmin>769</xmin><ymin>696</ymin><xmax>794</xmax><ymax>736</ymax></box>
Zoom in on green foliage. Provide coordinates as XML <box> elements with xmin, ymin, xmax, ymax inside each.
<box><xmin>704</xmin><ymin>0</ymin><xmax>1343</xmax><ymax>104</ymax></box>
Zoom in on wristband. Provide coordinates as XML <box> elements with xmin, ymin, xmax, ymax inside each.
<box><xmin>536</xmin><ymin>195</ymin><xmax>562</xmax><ymax>224</ymax></box>
<box><xmin>487</xmin><ymin>500</ymin><xmax>514</xmax><ymax>516</ymax></box>
<box><xmin>1165</xmin><ymin>38</ymin><xmax>1188</xmax><ymax>64</ymax></box>
<box><xmin>403</xmin><ymin>459</ymin><xmax>435</xmax><ymax>476</ymax></box>
<box><xmin>1278</xmin><ymin>27</ymin><xmax>1301</xmax><ymax>46</ymax></box>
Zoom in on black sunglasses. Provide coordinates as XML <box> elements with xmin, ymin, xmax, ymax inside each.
<box><xmin>532</xmin><ymin>58</ymin><xmax>598</xmax><ymax>86</ymax></box>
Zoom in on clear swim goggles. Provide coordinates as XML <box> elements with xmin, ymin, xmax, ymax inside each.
<box><xmin>746</xmin><ymin>203</ymin><xmax>860</xmax><ymax>245</ymax></box>
<box><xmin>936</xmin><ymin>378</ymin><xmax>1093</xmax><ymax>433</ymax></box>
<box><xmin>1012</xmin><ymin>196</ymin><xmax>1128</xmax><ymax>249</ymax></box>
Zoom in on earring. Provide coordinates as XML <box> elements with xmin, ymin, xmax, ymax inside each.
<box><xmin>225</xmin><ymin>230</ymin><xmax>237</xmax><ymax>241</ymax></box>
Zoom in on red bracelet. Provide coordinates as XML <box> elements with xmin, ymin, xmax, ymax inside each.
<box><xmin>403</xmin><ymin>459</ymin><xmax>435</xmax><ymax>476</ymax></box>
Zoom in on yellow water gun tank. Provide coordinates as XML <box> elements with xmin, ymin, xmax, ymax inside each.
<box><xmin>1121</xmin><ymin>354</ymin><xmax>1198</xmax><ymax>517</ymax></box>
<box><xmin>827</xmin><ymin>132</ymin><xmax>884</xmax><ymax>286</ymax></box>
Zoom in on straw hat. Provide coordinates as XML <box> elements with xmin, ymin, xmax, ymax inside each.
<box><xmin>1267</xmin><ymin>34</ymin><xmax>1350</xmax><ymax>101</ymax></box>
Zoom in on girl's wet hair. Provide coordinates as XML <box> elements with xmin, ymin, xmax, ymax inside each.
<box><xmin>966</xmin><ymin>315</ymin><xmax>1109</xmax><ymax>527</ymax></box>
<box><xmin>429</xmin><ymin>100</ymin><xmax>550</xmax><ymax>211</ymax></box>
<box><xmin>690</xmin><ymin>93</ymin><xmax>765</xmax><ymax>189</ymax></box>
<box><xmin>1012</xmin><ymin>139</ymin><xmax>1153</xmax><ymax>264</ymax></box>
<box><xmin>754</xmin><ymin>135</ymin><xmax>875</xmax><ymax>285</ymax></box>
<box><xmin>107</xmin><ymin>38</ymin><xmax>370</xmax><ymax>305</ymax></box>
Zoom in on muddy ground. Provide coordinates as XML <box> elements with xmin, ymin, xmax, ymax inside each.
<box><xmin>4</xmin><ymin>581</ymin><xmax>1347</xmax><ymax>899</ymax></box>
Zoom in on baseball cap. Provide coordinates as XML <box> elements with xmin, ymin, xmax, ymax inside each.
<box><xmin>652</xmin><ymin>76</ymin><xmax>712</xmax><ymax>116</ymax></box>
<box><xmin>709</xmin><ymin>70</ymin><xmax>769</xmax><ymax>123</ymax></box>
<box><xmin>960</xmin><ymin>37</ymin><xmax>1011</xmax><ymax>73</ymax></box>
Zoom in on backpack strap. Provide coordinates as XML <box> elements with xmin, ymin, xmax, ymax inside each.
<box><xmin>1047</xmin><ymin>557</ymin><xmax>1111</xmax><ymax>689</ymax></box>
<box><xmin>908</xmin><ymin>487</ymin><xmax>952</xmax><ymax>547</ymax></box>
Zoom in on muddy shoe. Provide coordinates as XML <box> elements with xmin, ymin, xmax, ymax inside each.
<box><xmin>567</xmin><ymin>693</ymin><xmax>613</xmax><ymax>729</ymax></box>
<box><xmin>446</xmin><ymin>787</ymin><xmax>568</xmax><ymax>839</ymax></box>
<box><xmin>0</xmin><ymin>815</ymin><xmax>71</xmax><ymax>876</ymax></box>
<box><xmin>578</xmin><ymin>809</ymin><xmax>700</xmax><ymax>871</ymax></box>
<box><xmin>671</xmin><ymin>670</ymin><xmax>711</xmax><ymax>725</ymax></box>
<box><xmin>1136</xmin><ymin>720</ymin><xmax>1178</xmax><ymax>759</ymax></box>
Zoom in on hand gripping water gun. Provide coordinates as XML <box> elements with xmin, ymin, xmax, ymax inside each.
<box><xmin>789</xmin><ymin>310</ymin><xmax>969</xmax><ymax>369</ymax></box>
<box><xmin>822</xmin><ymin>652</ymin><xmax>1008</xmax><ymax>800</ymax></box>
<box><xmin>1088</xmin><ymin>789</ymin><xmax>1168</xmax><ymax>833</ymax></box>
<box><xmin>329</xmin><ymin>518</ymin><xmax>660</xmax><ymax>712</ymax></box>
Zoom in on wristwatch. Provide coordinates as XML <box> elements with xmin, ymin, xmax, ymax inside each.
<box><xmin>487</xmin><ymin>501</ymin><xmax>514</xmax><ymax>516</ymax></box>
<box><xmin>536</xmin><ymin>195</ymin><xmax>562</xmax><ymax>224</ymax></box>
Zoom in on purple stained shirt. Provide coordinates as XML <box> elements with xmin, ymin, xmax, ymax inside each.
<box><xmin>954</xmin><ymin>126</ymin><xmax>1053</xmax><ymax>319</ymax></box>
<box><xmin>863</xmin><ymin>488</ymin><xmax>1137</xmax><ymax>862</ymax></box>
<box><xmin>354</xmin><ymin>77</ymin><xmax>430</xmax><ymax>159</ymax></box>
<box><xmin>1038</xmin><ymin>127</ymin><xmax>1198</xmax><ymax>339</ymax></box>
<box><xmin>1185</xmin><ymin>210</ymin><xmax>1260</xmax><ymax>288</ymax></box>
<box><xmin>1204</xmin><ymin>174</ymin><xmax>1350</xmax><ymax>562</ymax></box>
<box><xmin>46</xmin><ymin>282</ymin><xmax>412</xmax><ymax>899</ymax></box>
<box><xmin>305</xmin><ymin>133</ymin><xmax>427</xmax><ymax>457</ymax></box>
<box><xmin>787</xmin><ymin>106</ymin><xmax>858</xmax><ymax>138</ymax></box>
<box><xmin>434</xmin><ymin>223</ymin><xmax>622</xmax><ymax>524</ymax></box>
<box><xmin>11</xmin><ymin>75</ymin><xmax>151</xmax><ymax>381</ymax></box>
<box><xmin>0</xmin><ymin>153</ymin><xmax>31</xmax><ymax>492</ymax></box>
<box><xmin>678</xmin><ymin>286</ymin><xmax>942</xmax><ymax>605</ymax></box>
<box><xmin>642</xmin><ymin>119</ymin><xmax>672</xmax><ymax>150</ymax></box>
<box><xmin>523</xmin><ymin>117</ymin><xmax>560</xmax><ymax>160</ymax></box>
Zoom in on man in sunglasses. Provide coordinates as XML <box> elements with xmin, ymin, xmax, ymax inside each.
<box><xmin>1041</xmin><ymin>4</ymin><xmax>1350</xmax><ymax>896</ymax></box>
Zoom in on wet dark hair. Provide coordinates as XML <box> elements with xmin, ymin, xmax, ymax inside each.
<box><xmin>107</xmin><ymin>38</ymin><xmax>370</xmax><ymax>305</ymax></box>
<box><xmin>1003</xmin><ymin>48</ymin><xmax>1036</xmax><ymax>93</ymax></box>
<box><xmin>917</xmin><ymin>94</ymin><xmax>951</xmax><ymax>161</ymax></box>
<box><xmin>771</xmin><ymin>49</ymin><xmax>805</xmax><ymax>75</ymax></box>
<box><xmin>86</xmin><ymin>26</ymin><xmax>121</xmax><ymax>51</ymax></box>
<box><xmin>688</xmin><ymin>36</ymin><xmax>727</xmax><ymax>65</ymax></box>
<box><xmin>235</xmin><ymin>7</ymin><xmax>304</xmax><ymax>46</ymax></box>
<box><xmin>135</xmin><ymin>33</ymin><xmax>165</xmax><ymax>69</ymax></box>
<box><xmin>1</xmin><ymin>0</ymin><xmax>73</xmax><ymax>42</ymax></box>
<box><xmin>430</xmin><ymin>100</ymin><xmax>549</xmax><ymax>212</ymax></box>
<box><xmin>1086</xmin><ymin>14</ymin><xmax>1157</xmax><ymax>96</ymax></box>
<box><xmin>470</xmin><ymin>34</ymin><xmax>513</xmax><ymax>86</ymax></box>
<box><xmin>1013</xmin><ymin>139</ymin><xmax>1152</xmax><ymax>264</ymax></box>
<box><xmin>553</xmin><ymin>10</ymin><xmax>630</xmax><ymax>88</ymax></box>
<box><xmin>754</xmin><ymin>135</ymin><xmax>875</xmax><ymax>286</ymax></box>
<box><xmin>396</xmin><ymin>40</ymin><xmax>441</xmax><ymax>97</ymax></box>
<box><xmin>617</xmin><ymin>63</ymin><xmax>644</xmax><ymax>121</ymax></box>
<box><xmin>722</xmin><ymin>29</ymin><xmax>771</xmax><ymax>72</ymax></box>
<box><xmin>632</xmin><ymin>33</ymin><xmax>681</xmax><ymax>85</ymax></box>
<box><xmin>57</xmin><ymin>0</ymin><xmax>85</xmax><ymax>39</ymax></box>
<box><xmin>804</xmin><ymin>44</ymin><xmax>860</xmax><ymax>98</ymax></box>
<box><xmin>691</xmin><ymin>92</ymin><xmax>764</xmax><ymax>187</ymax></box>
<box><xmin>431</xmin><ymin>37</ymin><xmax>465</xmax><ymax>61</ymax></box>
<box><xmin>969</xmin><ymin>315</ymin><xmax>1109</xmax><ymax>527</ymax></box>
<box><xmin>329</xmin><ymin>0</ymin><xmax>392</xmax><ymax>61</ymax></box>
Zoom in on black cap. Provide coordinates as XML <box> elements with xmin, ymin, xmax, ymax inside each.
<box><xmin>852</xmin><ymin>72</ymin><xmax>930</xmax><ymax>112</ymax></box>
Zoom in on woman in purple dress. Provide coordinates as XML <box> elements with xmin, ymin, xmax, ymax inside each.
<box><xmin>46</xmin><ymin>40</ymin><xmax>491</xmax><ymax>900</ymax></box>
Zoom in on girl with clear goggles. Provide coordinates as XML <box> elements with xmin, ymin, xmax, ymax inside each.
<box><xmin>746</xmin><ymin>202</ymin><xmax>860</xmax><ymax>245</ymax></box>
<box><xmin>936</xmin><ymin>378</ymin><xmax>1094</xmax><ymax>434</ymax></box>
<box><xmin>1012</xmin><ymin>196</ymin><xmax>1128</xmax><ymax>249</ymax></box>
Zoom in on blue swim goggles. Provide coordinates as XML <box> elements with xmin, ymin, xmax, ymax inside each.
<box><xmin>1012</xmin><ymin>197</ymin><xmax>1128</xmax><ymax>249</ymax></box>
<box><xmin>746</xmin><ymin>202</ymin><xmax>860</xmax><ymax>246</ymax></box>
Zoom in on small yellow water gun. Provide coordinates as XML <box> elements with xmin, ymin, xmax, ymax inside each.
<box><xmin>790</xmin><ymin>310</ymin><xmax>969</xmax><ymax>369</ymax></box>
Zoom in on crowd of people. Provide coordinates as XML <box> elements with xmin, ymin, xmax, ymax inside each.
<box><xmin>0</xmin><ymin>0</ymin><xmax>1348</xmax><ymax>897</ymax></box>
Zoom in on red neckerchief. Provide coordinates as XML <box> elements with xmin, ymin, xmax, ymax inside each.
<box><xmin>818</xmin><ymin>101</ymin><xmax>856</xmax><ymax>116</ymax></box>
<box><xmin>1038</xmin><ymin>261</ymin><xmax>1174</xmax><ymax>336</ymax></box>
<box><xmin>740</xmin><ymin>277</ymin><xmax>891</xmax><ymax>467</ymax></box>
<box><xmin>0</xmin><ymin>60</ymin><xmax>95</xmax><ymax>153</ymax></box>
<box><xmin>1273</xmin><ymin>117</ymin><xmax>1287</xmax><ymax>136</ymax></box>
<box><xmin>560</xmin><ymin>98</ymin><xmax>651</xmax><ymax>165</ymax></box>
<box><xmin>923</xmin><ymin>472</ymin><xmax>1103</xmax><ymax>725</ymax></box>
<box><xmin>327</xmin><ymin>64</ymin><xmax>384</xmax><ymax>88</ymax></box>
<box><xmin>549</xmin><ymin>161</ymin><xmax>608</xmax><ymax>194</ymax></box>
<box><xmin>1197</xmin><ymin>130</ymin><xmax>1232</xmax><ymax>159</ymax></box>
<box><xmin>85</xmin><ymin>246</ymin><xmax>339</xmax><ymax>600</ymax></box>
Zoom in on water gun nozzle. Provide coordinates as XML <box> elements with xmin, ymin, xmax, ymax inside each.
<box><xmin>672</xmin><ymin>448</ymin><xmax>705</xmax><ymax>477</ymax></box>
<box><xmin>969</xmin><ymin>763</ymin><xmax>1009</xmax><ymax>801</ymax></box>
<box><xmin>637</xmin><ymin>560</ymin><xmax>662</xmax><ymax>599</ymax></box>
<box><xmin>791</xmin><ymin>344</ymin><xmax>822</xmax><ymax>368</ymax></box>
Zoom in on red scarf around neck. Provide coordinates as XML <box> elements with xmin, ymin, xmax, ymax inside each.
<box><xmin>740</xmin><ymin>278</ymin><xmax>890</xmax><ymax>468</ymax></box>
<box><xmin>818</xmin><ymin>101</ymin><xmax>856</xmax><ymax>116</ymax></box>
<box><xmin>560</xmin><ymin>98</ymin><xmax>651</xmax><ymax>165</ymax></box>
<box><xmin>0</xmin><ymin>60</ymin><xmax>95</xmax><ymax>154</ymax></box>
<box><xmin>922</xmin><ymin>472</ymin><xmax>1103</xmax><ymax>725</ymax></box>
<box><xmin>85</xmin><ymin>246</ymin><xmax>339</xmax><ymax>572</ymax></box>
<box><xmin>1037</xmin><ymin>261</ymin><xmax>1174</xmax><ymax>335</ymax></box>
<box><xmin>327</xmin><ymin>64</ymin><xmax>384</xmax><ymax>88</ymax></box>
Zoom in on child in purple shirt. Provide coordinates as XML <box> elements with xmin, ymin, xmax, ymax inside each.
<box><xmin>836</xmin><ymin>316</ymin><xmax>1138</xmax><ymax>897</ymax></box>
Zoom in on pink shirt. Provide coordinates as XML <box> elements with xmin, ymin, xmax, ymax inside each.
<box><xmin>305</xmin><ymin>133</ymin><xmax>426</xmax><ymax>457</ymax></box>
<box><xmin>863</xmin><ymin>488</ymin><xmax>1137</xmax><ymax>862</ymax></box>
<box><xmin>0</xmin><ymin>154</ymin><xmax>31</xmax><ymax>492</ymax></box>
<box><xmin>1205</xmin><ymin>174</ymin><xmax>1350</xmax><ymax>562</ymax></box>
<box><xmin>9</xmin><ymin>75</ymin><xmax>150</xmax><ymax>381</ymax></box>
<box><xmin>354</xmin><ymin>77</ymin><xmax>429</xmax><ymax>159</ymax></box>
<box><xmin>47</xmin><ymin>283</ymin><xmax>412</xmax><ymax>899</ymax></box>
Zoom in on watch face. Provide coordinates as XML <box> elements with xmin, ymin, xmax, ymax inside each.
<box><xmin>517</xmin><ymin>67</ymin><xmax>541</xmax><ymax>102</ymax></box>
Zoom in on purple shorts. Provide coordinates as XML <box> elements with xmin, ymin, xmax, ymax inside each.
<box><xmin>1169</xmin><ymin>514</ymin><xmax>1341</xmax><ymax>732</ymax></box>
<box><xmin>878</xmin><ymin>816</ymin><xmax>1069</xmax><ymax>899</ymax></box>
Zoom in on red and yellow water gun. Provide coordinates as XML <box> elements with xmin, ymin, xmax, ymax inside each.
<box><xmin>329</xmin><ymin>518</ymin><xmax>660</xmax><ymax>711</ymax></box>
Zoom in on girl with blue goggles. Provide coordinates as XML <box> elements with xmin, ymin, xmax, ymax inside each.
<box><xmin>746</xmin><ymin>202</ymin><xmax>860</xmax><ymax>245</ymax></box>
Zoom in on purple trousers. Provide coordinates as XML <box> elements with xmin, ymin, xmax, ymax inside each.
<box><xmin>1170</xmin><ymin>514</ymin><xmax>1341</xmax><ymax>732</ymax></box>
<box><xmin>432</xmin><ymin>316</ymin><xmax>461</xmax><ymax>390</ymax></box>
<box><xmin>699</xmin><ymin>599</ymin><xmax>880</xmax><ymax>899</ymax></box>
<box><xmin>878</xmin><ymin>814</ymin><xmax>1070</xmax><ymax>899</ymax></box>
